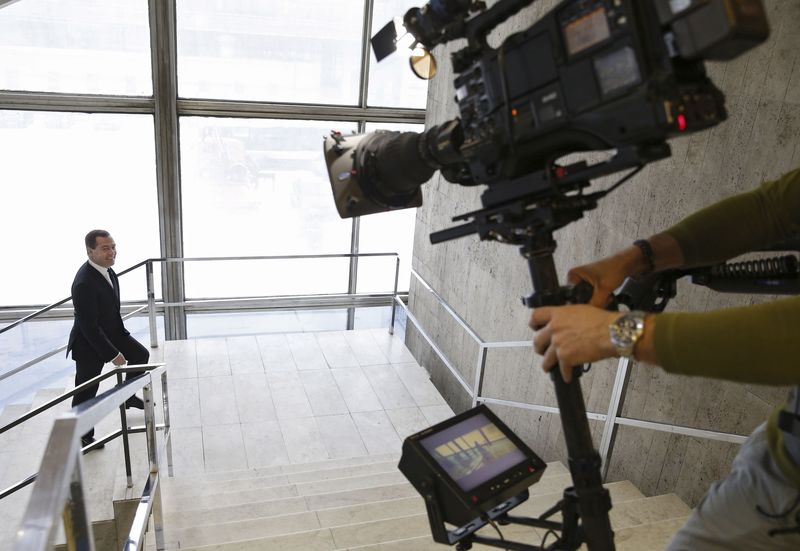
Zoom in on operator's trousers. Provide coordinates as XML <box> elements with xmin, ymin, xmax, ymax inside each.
<box><xmin>71</xmin><ymin>334</ymin><xmax>150</xmax><ymax>439</ymax></box>
<box><xmin>666</xmin><ymin>423</ymin><xmax>800</xmax><ymax>550</ymax></box>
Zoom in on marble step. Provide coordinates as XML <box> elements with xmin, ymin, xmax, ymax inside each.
<box><xmin>165</xmin><ymin>452</ymin><xmax>400</xmax><ymax>485</ymax></box>
<box><xmin>162</xmin><ymin>459</ymin><xmax>568</xmax><ymax>499</ymax></box>
<box><xmin>154</xmin><ymin>474</ymin><xmax>689</xmax><ymax>551</ymax></box>
<box><xmin>161</xmin><ymin>496</ymin><xmax>425</xmax><ymax>548</ymax></box>
<box><xmin>325</xmin><ymin>516</ymin><xmax>692</xmax><ymax>551</ymax></box>
<box><xmin>613</xmin><ymin>515</ymin><xmax>689</xmax><ymax>550</ymax></box>
<box><xmin>157</xmin><ymin>512</ymin><xmax>432</xmax><ymax>551</ymax></box>
<box><xmin>163</xmin><ymin>470</ymin><xmax>410</xmax><ymax>512</ymax></box>
<box><xmin>162</xmin><ymin>482</ymin><xmax>421</xmax><ymax>530</ymax></box>
<box><xmin>159</xmin><ymin>479</ymin><xmax>658</xmax><ymax>549</ymax></box>
<box><xmin>161</xmin><ymin>459</ymin><xmax>401</xmax><ymax>497</ymax></box>
<box><xmin>163</xmin><ymin>462</ymin><xmax>573</xmax><ymax>514</ymax></box>
<box><xmin>163</xmin><ymin>500</ymin><xmax>689</xmax><ymax>551</ymax></box>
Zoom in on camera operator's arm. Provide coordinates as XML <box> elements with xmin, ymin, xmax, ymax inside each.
<box><xmin>568</xmin><ymin>233</ymin><xmax>684</xmax><ymax>308</ymax></box>
<box><xmin>532</xmin><ymin>167</ymin><xmax>800</xmax><ymax>383</ymax></box>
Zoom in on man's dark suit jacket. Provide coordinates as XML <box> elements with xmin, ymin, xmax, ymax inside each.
<box><xmin>67</xmin><ymin>261</ymin><xmax>127</xmax><ymax>363</ymax></box>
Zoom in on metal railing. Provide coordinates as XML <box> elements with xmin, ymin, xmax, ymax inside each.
<box><xmin>1</xmin><ymin>252</ymin><xmax>403</xmax><ymax>549</ymax></box>
<box><xmin>0</xmin><ymin>252</ymin><xmax>403</xmax><ymax>387</ymax></box>
<box><xmin>0</xmin><ymin>252</ymin><xmax>402</xmax><ymax>529</ymax></box>
<box><xmin>1</xmin><ymin>363</ymin><xmax>172</xmax><ymax>500</ymax></box>
<box><xmin>393</xmin><ymin>268</ymin><xmax>748</xmax><ymax>480</ymax></box>
<box><xmin>12</xmin><ymin>364</ymin><xmax>170</xmax><ymax>551</ymax></box>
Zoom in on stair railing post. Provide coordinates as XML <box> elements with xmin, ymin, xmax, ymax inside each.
<box><xmin>117</xmin><ymin>371</ymin><xmax>133</xmax><ymax>488</ymax></box>
<box><xmin>389</xmin><ymin>256</ymin><xmax>400</xmax><ymax>335</ymax></box>
<box><xmin>62</xmin><ymin>455</ymin><xmax>95</xmax><ymax>551</ymax></box>
<box><xmin>146</xmin><ymin>260</ymin><xmax>158</xmax><ymax>348</ymax></box>
<box><xmin>143</xmin><ymin>378</ymin><xmax>165</xmax><ymax>550</ymax></box>
<box><xmin>160</xmin><ymin>370</ymin><xmax>174</xmax><ymax>477</ymax></box>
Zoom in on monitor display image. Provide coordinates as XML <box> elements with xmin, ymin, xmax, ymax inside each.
<box><xmin>420</xmin><ymin>413</ymin><xmax>527</xmax><ymax>492</ymax></box>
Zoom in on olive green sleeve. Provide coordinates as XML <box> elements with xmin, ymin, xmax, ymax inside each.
<box><xmin>653</xmin><ymin>296</ymin><xmax>800</xmax><ymax>385</ymax></box>
<box><xmin>664</xmin><ymin>168</ymin><xmax>800</xmax><ymax>266</ymax></box>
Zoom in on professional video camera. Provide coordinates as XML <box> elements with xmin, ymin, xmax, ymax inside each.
<box><xmin>325</xmin><ymin>0</ymin><xmax>767</xmax><ymax>218</ymax></box>
<box><xmin>323</xmin><ymin>1</ymin><xmax>769</xmax><ymax>550</ymax></box>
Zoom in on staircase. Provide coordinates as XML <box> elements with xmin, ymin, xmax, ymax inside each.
<box><xmin>143</xmin><ymin>455</ymin><xmax>691</xmax><ymax>551</ymax></box>
<box><xmin>2</xmin><ymin>331</ymin><xmax>693</xmax><ymax>550</ymax></box>
<box><xmin>0</xmin><ymin>382</ymin><xmax>77</xmax><ymax>549</ymax></box>
<box><xmin>0</xmin><ymin>375</ymin><xmax>155</xmax><ymax>551</ymax></box>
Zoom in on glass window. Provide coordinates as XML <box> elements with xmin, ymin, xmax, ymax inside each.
<box><xmin>0</xmin><ymin>111</ymin><xmax>160</xmax><ymax>306</ymax></box>
<box><xmin>356</xmin><ymin>122</ymin><xmax>423</xmax><ymax>293</ymax></box>
<box><xmin>0</xmin><ymin>316</ymin><xmax>164</xmax><ymax>408</ymax></box>
<box><xmin>180</xmin><ymin>117</ymin><xmax>357</xmax><ymax>298</ymax></box>
<box><xmin>368</xmin><ymin>0</ymin><xmax>429</xmax><ymax>108</ymax></box>
<box><xmin>0</xmin><ymin>0</ymin><xmax>152</xmax><ymax>96</ymax></box>
<box><xmin>176</xmin><ymin>0</ymin><xmax>364</xmax><ymax>105</ymax></box>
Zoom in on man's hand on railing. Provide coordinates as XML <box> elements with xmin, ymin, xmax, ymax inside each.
<box><xmin>112</xmin><ymin>352</ymin><xmax>127</xmax><ymax>366</ymax></box>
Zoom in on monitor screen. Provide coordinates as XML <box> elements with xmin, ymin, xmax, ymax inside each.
<box><xmin>419</xmin><ymin>412</ymin><xmax>528</xmax><ymax>492</ymax></box>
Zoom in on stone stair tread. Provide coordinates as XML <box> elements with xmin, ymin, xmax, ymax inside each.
<box><xmin>169</xmin><ymin>453</ymin><xmax>401</xmax><ymax>485</ymax></box>
<box><xmin>164</xmin><ymin>483</ymin><xmax>420</xmax><ymax>529</ymax></box>
<box><xmin>514</xmin><ymin>479</ymin><xmax>645</xmax><ymax>519</ymax></box>
<box><xmin>613</xmin><ymin>515</ymin><xmax>689</xmax><ymax>550</ymax></box>
<box><xmin>161</xmin><ymin>460</ymin><xmax>401</xmax><ymax>497</ymax></box>
<box><xmin>164</xmin><ymin>513</ymin><xmax>431</xmax><ymax>551</ymax></box>
<box><xmin>336</xmin><ymin>536</ymin><xmax>441</xmax><ymax>551</ymax></box>
<box><xmin>155</xmin><ymin>460</ymin><xmax>688</xmax><ymax>551</ymax></box>
<box><xmin>160</xmin><ymin>459</ymin><xmax>569</xmax><ymax>502</ymax></box>
<box><xmin>160</xmin><ymin>489</ymin><xmax>689</xmax><ymax>550</ymax></box>
<box><xmin>164</xmin><ymin>495</ymin><xmax>425</xmax><ymax>548</ymax></box>
<box><xmin>161</xmin><ymin>465</ymin><xmax>573</xmax><ymax>517</ymax></box>
<box><xmin>163</xmin><ymin>471</ymin><xmax>410</xmax><ymax>512</ymax></box>
<box><xmin>610</xmin><ymin>493</ymin><xmax>691</xmax><ymax>530</ymax></box>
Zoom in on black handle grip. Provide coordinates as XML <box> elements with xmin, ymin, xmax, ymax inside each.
<box><xmin>523</xmin><ymin>280</ymin><xmax>594</xmax><ymax>308</ymax></box>
<box><xmin>570</xmin><ymin>280</ymin><xmax>594</xmax><ymax>304</ymax></box>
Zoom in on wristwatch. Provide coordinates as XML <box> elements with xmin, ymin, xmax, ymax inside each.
<box><xmin>609</xmin><ymin>311</ymin><xmax>647</xmax><ymax>358</ymax></box>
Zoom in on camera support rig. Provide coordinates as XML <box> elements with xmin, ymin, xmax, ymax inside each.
<box><xmin>428</xmin><ymin>142</ymin><xmax>671</xmax><ymax>551</ymax></box>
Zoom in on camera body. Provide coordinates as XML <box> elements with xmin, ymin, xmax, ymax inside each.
<box><xmin>450</xmin><ymin>0</ymin><xmax>733</xmax><ymax>185</ymax></box>
<box><xmin>324</xmin><ymin>0</ymin><xmax>768</xmax><ymax>218</ymax></box>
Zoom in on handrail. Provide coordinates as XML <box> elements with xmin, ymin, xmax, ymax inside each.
<box><xmin>0</xmin><ymin>305</ymin><xmax>148</xmax><ymax>384</ymax></box>
<box><xmin>13</xmin><ymin>364</ymin><xmax>169</xmax><ymax>551</ymax></box>
<box><xmin>397</xmin><ymin>267</ymin><xmax>751</xmax><ymax>481</ymax></box>
<box><xmin>0</xmin><ymin>297</ymin><xmax>73</xmax><ymax>334</ymax></box>
<box><xmin>1</xmin><ymin>362</ymin><xmax>154</xmax><ymax>437</ymax></box>
<box><xmin>1</xmin><ymin>252</ymin><xmax>403</xmax><ymax>386</ymax></box>
<box><xmin>0</xmin><ymin>252</ymin><xmax>400</xmax><ymax>334</ymax></box>
<box><xmin>1</xmin><ymin>363</ymin><xmax>170</xmax><ymax>500</ymax></box>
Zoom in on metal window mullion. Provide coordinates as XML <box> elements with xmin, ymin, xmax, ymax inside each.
<box><xmin>176</xmin><ymin>99</ymin><xmax>425</xmax><ymax>123</ymax></box>
<box><xmin>358</xmin><ymin>0</ymin><xmax>375</xmax><ymax>109</ymax></box>
<box><xmin>149</xmin><ymin>0</ymin><xmax>186</xmax><ymax>340</ymax></box>
<box><xmin>0</xmin><ymin>90</ymin><xmax>154</xmax><ymax>113</ymax></box>
<box><xmin>347</xmin><ymin>217</ymin><xmax>361</xmax><ymax>330</ymax></box>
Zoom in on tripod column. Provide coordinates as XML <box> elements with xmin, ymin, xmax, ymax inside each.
<box><xmin>523</xmin><ymin>234</ymin><xmax>615</xmax><ymax>551</ymax></box>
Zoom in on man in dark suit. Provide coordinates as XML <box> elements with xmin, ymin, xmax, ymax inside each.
<box><xmin>67</xmin><ymin>229</ymin><xmax>148</xmax><ymax>448</ymax></box>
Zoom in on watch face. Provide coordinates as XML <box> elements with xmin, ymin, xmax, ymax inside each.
<box><xmin>611</xmin><ymin>312</ymin><xmax>644</xmax><ymax>351</ymax></box>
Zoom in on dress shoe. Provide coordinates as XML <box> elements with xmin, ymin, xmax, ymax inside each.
<box><xmin>125</xmin><ymin>395</ymin><xmax>144</xmax><ymax>410</ymax></box>
<box><xmin>81</xmin><ymin>436</ymin><xmax>105</xmax><ymax>450</ymax></box>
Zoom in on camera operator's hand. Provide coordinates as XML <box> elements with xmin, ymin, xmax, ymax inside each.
<box><xmin>568</xmin><ymin>234</ymin><xmax>685</xmax><ymax>307</ymax></box>
<box><xmin>530</xmin><ymin>305</ymin><xmax>620</xmax><ymax>382</ymax></box>
<box><xmin>568</xmin><ymin>253</ymin><xmax>639</xmax><ymax>308</ymax></box>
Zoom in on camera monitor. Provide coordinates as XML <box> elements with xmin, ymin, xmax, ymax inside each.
<box><xmin>399</xmin><ymin>404</ymin><xmax>547</xmax><ymax>528</ymax></box>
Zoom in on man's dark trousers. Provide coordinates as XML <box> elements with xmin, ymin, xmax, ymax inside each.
<box><xmin>67</xmin><ymin>262</ymin><xmax>150</xmax><ymax>439</ymax></box>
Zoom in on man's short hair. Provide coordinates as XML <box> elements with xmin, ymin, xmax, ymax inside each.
<box><xmin>85</xmin><ymin>230</ymin><xmax>110</xmax><ymax>250</ymax></box>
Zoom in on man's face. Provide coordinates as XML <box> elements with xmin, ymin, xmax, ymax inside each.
<box><xmin>87</xmin><ymin>236</ymin><xmax>116</xmax><ymax>268</ymax></box>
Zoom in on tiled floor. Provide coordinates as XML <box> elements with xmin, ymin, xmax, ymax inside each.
<box><xmin>148</xmin><ymin>328</ymin><xmax>454</xmax><ymax>472</ymax></box>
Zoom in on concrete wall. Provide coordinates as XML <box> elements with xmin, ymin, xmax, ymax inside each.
<box><xmin>405</xmin><ymin>0</ymin><xmax>799</xmax><ymax>506</ymax></box>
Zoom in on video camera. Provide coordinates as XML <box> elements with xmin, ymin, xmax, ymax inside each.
<box><xmin>324</xmin><ymin>0</ymin><xmax>768</xmax><ymax>218</ymax></box>
<box><xmin>324</xmin><ymin>1</ymin><xmax>769</xmax><ymax>549</ymax></box>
